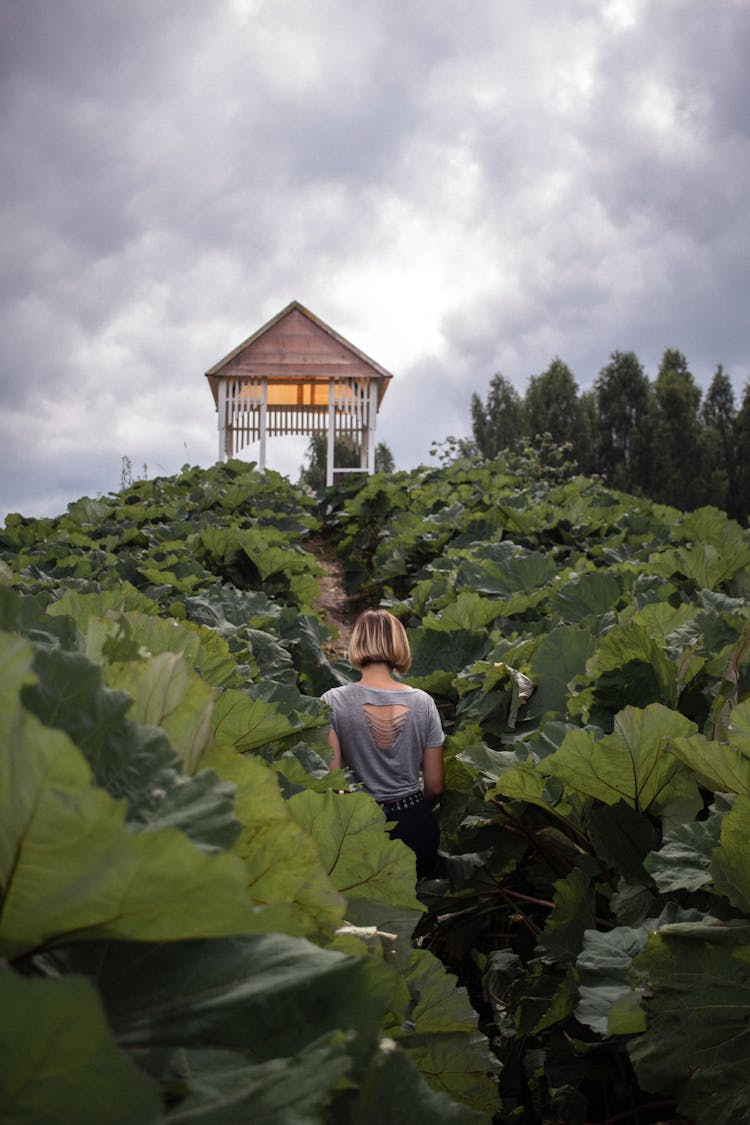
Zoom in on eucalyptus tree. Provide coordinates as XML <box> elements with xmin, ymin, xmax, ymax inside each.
<box><xmin>700</xmin><ymin>365</ymin><xmax>737</xmax><ymax>515</ymax></box>
<box><xmin>523</xmin><ymin>358</ymin><xmax>593</xmax><ymax>470</ymax></box>
<box><xmin>576</xmin><ymin>389</ymin><xmax>599</xmax><ymax>476</ymax></box>
<box><xmin>646</xmin><ymin>349</ymin><xmax>705</xmax><ymax>510</ymax></box>
<box><xmin>593</xmin><ymin>351</ymin><xmax>651</xmax><ymax>493</ymax></box>
<box><xmin>733</xmin><ymin>379</ymin><xmax>750</xmax><ymax>524</ymax></box>
<box><xmin>470</xmin><ymin>373</ymin><xmax>524</xmax><ymax>458</ymax></box>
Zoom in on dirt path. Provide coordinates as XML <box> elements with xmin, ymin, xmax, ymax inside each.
<box><xmin>306</xmin><ymin>535</ymin><xmax>366</xmax><ymax>660</ymax></box>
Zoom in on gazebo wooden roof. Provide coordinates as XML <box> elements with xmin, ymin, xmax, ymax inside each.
<box><xmin>206</xmin><ymin>301</ymin><xmax>393</xmax><ymax>485</ymax></box>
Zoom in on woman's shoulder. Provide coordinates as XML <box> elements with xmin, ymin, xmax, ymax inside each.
<box><xmin>404</xmin><ymin>685</ymin><xmax>435</xmax><ymax>702</ymax></box>
<box><xmin>322</xmin><ymin>682</ymin><xmax>359</xmax><ymax>703</ymax></box>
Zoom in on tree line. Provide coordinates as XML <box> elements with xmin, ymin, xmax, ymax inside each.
<box><xmin>459</xmin><ymin>349</ymin><xmax>750</xmax><ymax>522</ymax></box>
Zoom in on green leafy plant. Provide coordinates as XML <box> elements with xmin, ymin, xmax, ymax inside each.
<box><xmin>0</xmin><ymin>460</ymin><xmax>498</xmax><ymax>1124</ymax></box>
<box><xmin>324</xmin><ymin>457</ymin><xmax>750</xmax><ymax>1123</ymax></box>
<box><xmin>5</xmin><ymin>453</ymin><xmax>750</xmax><ymax>1122</ymax></box>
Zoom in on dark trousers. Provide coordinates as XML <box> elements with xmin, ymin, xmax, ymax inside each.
<box><xmin>386</xmin><ymin>800</ymin><xmax>440</xmax><ymax>879</ymax></box>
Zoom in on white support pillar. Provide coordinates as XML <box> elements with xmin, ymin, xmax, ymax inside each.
<box><xmin>358</xmin><ymin>380</ymin><xmax>368</xmax><ymax>470</ymax></box>
<box><xmin>366</xmin><ymin>379</ymin><xmax>378</xmax><ymax>474</ymax></box>
<box><xmin>259</xmin><ymin>377</ymin><xmax>268</xmax><ymax>471</ymax></box>
<box><xmin>218</xmin><ymin>380</ymin><xmax>230</xmax><ymax>460</ymax></box>
<box><xmin>326</xmin><ymin>378</ymin><xmax>336</xmax><ymax>487</ymax></box>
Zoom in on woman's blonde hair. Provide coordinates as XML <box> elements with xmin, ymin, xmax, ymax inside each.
<box><xmin>348</xmin><ymin>609</ymin><xmax>412</xmax><ymax>674</ymax></box>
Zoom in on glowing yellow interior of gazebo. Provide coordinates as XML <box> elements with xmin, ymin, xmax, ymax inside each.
<box><xmin>239</xmin><ymin>379</ymin><xmax>357</xmax><ymax>407</ymax></box>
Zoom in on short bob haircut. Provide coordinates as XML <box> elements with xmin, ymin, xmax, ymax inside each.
<box><xmin>348</xmin><ymin>609</ymin><xmax>412</xmax><ymax>674</ymax></box>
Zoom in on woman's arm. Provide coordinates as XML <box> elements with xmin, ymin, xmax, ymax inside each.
<box><xmin>327</xmin><ymin>726</ymin><xmax>342</xmax><ymax>769</ymax></box>
<box><xmin>422</xmin><ymin>745</ymin><xmax>444</xmax><ymax>803</ymax></box>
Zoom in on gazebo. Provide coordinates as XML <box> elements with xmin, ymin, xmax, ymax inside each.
<box><xmin>205</xmin><ymin>301</ymin><xmax>393</xmax><ymax>486</ymax></box>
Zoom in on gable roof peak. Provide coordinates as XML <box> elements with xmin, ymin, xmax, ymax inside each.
<box><xmin>205</xmin><ymin>301</ymin><xmax>394</xmax><ymax>386</ymax></box>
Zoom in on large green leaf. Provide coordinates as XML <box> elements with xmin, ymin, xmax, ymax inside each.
<box><xmin>454</xmin><ymin>544</ymin><xmax>557</xmax><ymax>598</ymax></box>
<box><xmin>729</xmin><ymin>698</ymin><xmax>750</xmax><ymax>742</ymax></box>
<box><xmin>242</xmin><ymin>626</ymin><xmax>298</xmax><ymax>683</ymax></box>
<box><xmin>329</xmin><ymin>900</ymin><xmax>498</xmax><ymax>1114</ymax></box>
<box><xmin>407</xmin><ymin>626</ymin><xmax>489</xmax><ymax>694</ymax></box>
<box><xmin>524</xmin><ymin>625</ymin><xmax>598</xmax><ymax>721</ymax></box>
<box><xmin>21</xmin><ymin>643</ymin><xmax>239</xmax><ymax>853</ymax></box>
<box><xmin>47</xmin><ymin>932</ymin><xmax>395</xmax><ymax>1120</ymax></box>
<box><xmin>487</xmin><ymin>761</ymin><xmax>587</xmax><ymax>830</ymax></box>
<box><xmin>344</xmin><ymin>1045</ymin><xmax>490</xmax><ymax>1124</ymax></box>
<box><xmin>210</xmin><ymin>686</ymin><xmax>327</xmax><ymax>755</ymax></box>
<box><xmin>629</xmin><ymin>922</ymin><xmax>750</xmax><ymax>1124</ymax></box>
<box><xmin>455</xmin><ymin>687</ymin><xmax>514</xmax><ymax>742</ymax></box>
<box><xmin>632</xmin><ymin>600</ymin><xmax>704</xmax><ymax>644</ymax></box>
<box><xmin>422</xmin><ymin>590</ymin><xmax>503</xmax><ymax>632</ymax></box>
<box><xmin>587</xmin><ymin>618</ymin><xmax>678</xmax><ymax>707</ymax></box>
<box><xmin>578</xmin><ymin>907</ymin><xmax>708</xmax><ymax>1039</ymax></box>
<box><xmin>455</xmin><ymin>738</ymin><xmax>519</xmax><ymax>784</ymax></box>
<box><xmin>0</xmin><ymin>634</ymin><xmax>255</xmax><ymax>959</ymax></box>
<box><xmin>0</xmin><ymin>969</ymin><xmax>160</xmax><ymax>1125</ymax></box>
<box><xmin>274</xmin><ymin>605</ymin><xmax>348</xmax><ymax>695</ymax></box>
<box><xmin>669</xmin><ymin>731</ymin><xmax>750</xmax><ymax>794</ymax></box>
<box><xmin>575</xmin><ymin>924</ymin><xmax>651</xmax><ymax>1036</ymax></box>
<box><xmin>550</xmin><ymin>569</ymin><xmax>623</xmax><ymax>623</ymax></box>
<box><xmin>113</xmin><ymin>610</ymin><xmax>239</xmax><ymax>688</ymax></box>
<box><xmin>394</xmin><ymin>947</ymin><xmax>482</xmax><ymax>1033</ymax></box>
<box><xmin>46</xmin><ymin>586</ymin><xmax>160</xmax><ymax>626</ymax></box>
<box><xmin>252</xmin><ymin>544</ymin><xmax>315</xmax><ymax>584</ymax></box>
<box><xmin>710</xmin><ymin>794</ymin><xmax>750</xmax><ymax>912</ymax></box>
<box><xmin>106</xmin><ymin>651</ymin><xmax>216</xmax><ymax>773</ymax></box>
<box><xmin>514</xmin><ymin>961</ymin><xmax>579</xmax><ymax>1035</ymax></box>
<box><xmin>650</xmin><ymin>540</ymin><xmax>750</xmax><ymax>591</ymax></box>
<box><xmin>644</xmin><ymin>811</ymin><xmax>722</xmax><ymax>893</ymax></box>
<box><xmin>64</xmin><ymin>604</ymin><xmax>238</xmax><ymax>690</ymax></box>
<box><xmin>288</xmin><ymin>791</ymin><xmax>423</xmax><ymax>910</ymax></box>
<box><xmin>0</xmin><ymin>583</ymin><xmax>76</xmax><ymax>647</ymax></box>
<box><xmin>65</xmin><ymin>934</ymin><xmax>389</xmax><ymax>1062</ymax></box>
<box><xmin>202</xmin><ymin>747</ymin><xmax>345</xmax><ymax>940</ymax></box>
<box><xmin>589</xmin><ymin>799</ymin><xmax>660</xmax><ymax>884</ymax></box>
<box><xmin>272</xmin><ymin>741</ymin><xmax>350</xmax><ymax>793</ymax></box>
<box><xmin>673</xmin><ymin>506</ymin><xmax>750</xmax><ymax>552</ymax></box>
<box><xmin>184</xmin><ymin>586</ymin><xmax>281</xmax><ymax>632</ymax></box>
<box><xmin>536</xmin><ymin>867</ymin><xmax>595</xmax><ymax>965</ymax></box>
<box><xmin>383</xmin><ymin>948</ymin><xmax>500</xmax><ymax>1114</ymax></box>
<box><xmin>164</xmin><ymin>1036</ymin><xmax>350</xmax><ymax>1124</ymax></box>
<box><xmin>541</xmin><ymin>704</ymin><xmax>700</xmax><ymax>814</ymax></box>
<box><xmin>193</xmin><ymin>527</ymin><xmax>321</xmax><ymax>606</ymax></box>
<box><xmin>670</xmin><ymin>699</ymin><xmax>750</xmax><ymax>794</ymax></box>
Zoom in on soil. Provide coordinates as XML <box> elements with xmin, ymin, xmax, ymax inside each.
<box><xmin>306</xmin><ymin>535</ymin><xmax>367</xmax><ymax>660</ymax></box>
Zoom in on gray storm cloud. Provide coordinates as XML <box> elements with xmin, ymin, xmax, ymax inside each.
<box><xmin>1</xmin><ymin>0</ymin><xmax>749</xmax><ymax>519</ymax></box>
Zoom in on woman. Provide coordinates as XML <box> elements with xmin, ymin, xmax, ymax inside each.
<box><xmin>322</xmin><ymin>609</ymin><xmax>444</xmax><ymax>878</ymax></box>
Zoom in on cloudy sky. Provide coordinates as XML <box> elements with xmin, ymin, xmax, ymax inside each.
<box><xmin>2</xmin><ymin>0</ymin><xmax>749</xmax><ymax>521</ymax></box>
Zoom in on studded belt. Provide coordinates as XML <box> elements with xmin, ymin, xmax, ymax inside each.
<box><xmin>377</xmin><ymin>791</ymin><xmax>424</xmax><ymax>815</ymax></box>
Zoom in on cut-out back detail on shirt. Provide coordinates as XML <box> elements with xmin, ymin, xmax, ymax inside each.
<box><xmin>363</xmin><ymin>703</ymin><xmax>409</xmax><ymax>750</ymax></box>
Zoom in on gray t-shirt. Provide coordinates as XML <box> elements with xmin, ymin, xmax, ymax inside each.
<box><xmin>322</xmin><ymin>682</ymin><xmax>444</xmax><ymax>802</ymax></box>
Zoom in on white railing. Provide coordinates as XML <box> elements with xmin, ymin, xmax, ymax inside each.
<box><xmin>218</xmin><ymin>376</ymin><xmax>378</xmax><ymax>478</ymax></box>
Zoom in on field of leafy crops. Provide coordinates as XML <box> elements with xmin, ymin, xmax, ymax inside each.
<box><xmin>3</xmin><ymin>456</ymin><xmax>750</xmax><ymax>1124</ymax></box>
